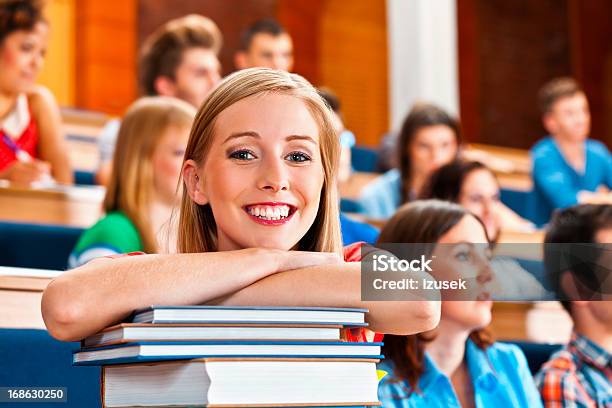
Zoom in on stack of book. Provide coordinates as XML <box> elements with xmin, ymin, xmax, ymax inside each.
<box><xmin>74</xmin><ymin>306</ymin><xmax>383</xmax><ymax>407</ymax></box>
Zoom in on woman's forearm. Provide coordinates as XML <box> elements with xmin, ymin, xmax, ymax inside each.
<box><xmin>41</xmin><ymin>249</ymin><xmax>284</xmax><ymax>341</ymax></box>
<box><xmin>212</xmin><ymin>262</ymin><xmax>441</xmax><ymax>335</ymax></box>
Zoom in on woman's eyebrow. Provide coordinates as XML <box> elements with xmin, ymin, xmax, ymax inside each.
<box><xmin>286</xmin><ymin>135</ymin><xmax>318</xmax><ymax>144</ymax></box>
<box><xmin>223</xmin><ymin>131</ymin><xmax>260</xmax><ymax>144</ymax></box>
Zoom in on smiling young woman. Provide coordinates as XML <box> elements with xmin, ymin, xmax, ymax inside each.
<box><xmin>42</xmin><ymin>68</ymin><xmax>440</xmax><ymax>342</ymax></box>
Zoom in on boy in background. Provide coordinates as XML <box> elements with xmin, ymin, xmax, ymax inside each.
<box><xmin>97</xmin><ymin>15</ymin><xmax>222</xmax><ymax>184</ymax></box>
<box><xmin>530</xmin><ymin>78</ymin><xmax>611</xmax><ymax>223</ymax></box>
<box><xmin>234</xmin><ymin>19</ymin><xmax>293</xmax><ymax>72</ymax></box>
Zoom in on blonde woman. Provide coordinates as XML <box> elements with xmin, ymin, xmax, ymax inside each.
<box><xmin>43</xmin><ymin>68</ymin><xmax>440</xmax><ymax>342</ymax></box>
<box><xmin>69</xmin><ymin>97</ymin><xmax>196</xmax><ymax>267</ymax></box>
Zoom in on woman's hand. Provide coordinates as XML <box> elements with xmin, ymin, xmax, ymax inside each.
<box><xmin>0</xmin><ymin>159</ymin><xmax>51</xmax><ymax>185</ymax></box>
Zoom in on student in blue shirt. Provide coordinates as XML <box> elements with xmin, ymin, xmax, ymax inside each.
<box><xmin>358</xmin><ymin>103</ymin><xmax>461</xmax><ymax>219</ymax></box>
<box><xmin>376</xmin><ymin>200</ymin><xmax>543</xmax><ymax>407</ymax></box>
<box><xmin>531</xmin><ymin>77</ymin><xmax>612</xmax><ymax>224</ymax></box>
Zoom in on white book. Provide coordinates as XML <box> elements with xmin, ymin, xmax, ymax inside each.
<box><xmin>102</xmin><ymin>358</ymin><xmax>381</xmax><ymax>407</ymax></box>
<box><xmin>82</xmin><ymin>323</ymin><xmax>342</xmax><ymax>348</ymax></box>
<box><xmin>132</xmin><ymin>306</ymin><xmax>367</xmax><ymax>325</ymax></box>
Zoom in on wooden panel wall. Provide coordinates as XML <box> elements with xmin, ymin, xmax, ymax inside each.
<box><xmin>458</xmin><ymin>0</ymin><xmax>612</xmax><ymax>148</ymax></box>
<box><xmin>318</xmin><ymin>0</ymin><xmax>388</xmax><ymax>147</ymax></box>
<box><xmin>38</xmin><ymin>0</ymin><xmax>76</xmax><ymax>106</ymax></box>
<box><xmin>75</xmin><ymin>0</ymin><xmax>138</xmax><ymax>115</ymax></box>
<box><xmin>568</xmin><ymin>0</ymin><xmax>612</xmax><ymax>144</ymax></box>
<box><xmin>459</xmin><ymin>0</ymin><xmax>572</xmax><ymax>148</ymax></box>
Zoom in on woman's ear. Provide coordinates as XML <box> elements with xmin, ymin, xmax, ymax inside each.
<box><xmin>183</xmin><ymin>159</ymin><xmax>208</xmax><ymax>205</ymax></box>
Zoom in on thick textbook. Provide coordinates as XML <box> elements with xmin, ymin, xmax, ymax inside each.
<box><xmin>132</xmin><ymin>305</ymin><xmax>367</xmax><ymax>325</ymax></box>
<box><xmin>102</xmin><ymin>358</ymin><xmax>381</xmax><ymax>407</ymax></box>
<box><xmin>82</xmin><ymin>323</ymin><xmax>343</xmax><ymax>348</ymax></box>
<box><xmin>73</xmin><ymin>340</ymin><xmax>383</xmax><ymax>365</ymax></box>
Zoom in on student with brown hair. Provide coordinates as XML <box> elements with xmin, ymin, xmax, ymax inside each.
<box><xmin>234</xmin><ymin>18</ymin><xmax>293</xmax><ymax>72</ymax></box>
<box><xmin>0</xmin><ymin>0</ymin><xmax>72</xmax><ymax>184</ymax></box>
<box><xmin>421</xmin><ymin>160</ymin><xmax>534</xmax><ymax>242</ymax></box>
<box><xmin>97</xmin><ymin>14</ymin><xmax>222</xmax><ymax>184</ymax></box>
<box><xmin>531</xmin><ymin>77</ymin><xmax>612</xmax><ymax>223</ymax></box>
<box><xmin>421</xmin><ymin>160</ymin><xmax>550</xmax><ymax>300</ymax></box>
<box><xmin>43</xmin><ymin>68</ymin><xmax>439</xmax><ymax>344</ymax></box>
<box><xmin>536</xmin><ymin>204</ymin><xmax>612</xmax><ymax>407</ymax></box>
<box><xmin>358</xmin><ymin>103</ymin><xmax>461</xmax><ymax>219</ymax></box>
<box><xmin>376</xmin><ymin>200</ymin><xmax>542</xmax><ymax>407</ymax></box>
<box><xmin>70</xmin><ymin>97</ymin><xmax>196</xmax><ymax>267</ymax></box>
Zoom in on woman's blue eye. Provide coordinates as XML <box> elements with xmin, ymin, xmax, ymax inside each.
<box><xmin>286</xmin><ymin>152</ymin><xmax>311</xmax><ymax>162</ymax></box>
<box><xmin>229</xmin><ymin>150</ymin><xmax>256</xmax><ymax>160</ymax></box>
<box><xmin>455</xmin><ymin>251</ymin><xmax>470</xmax><ymax>262</ymax></box>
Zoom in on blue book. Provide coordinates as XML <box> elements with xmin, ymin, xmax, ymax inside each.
<box><xmin>132</xmin><ymin>305</ymin><xmax>368</xmax><ymax>326</ymax></box>
<box><xmin>73</xmin><ymin>340</ymin><xmax>383</xmax><ymax>366</ymax></box>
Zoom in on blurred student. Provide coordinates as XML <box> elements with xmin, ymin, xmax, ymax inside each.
<box><xmin>0</xmin><ymin>0</ymin><xmax>72</xmax><ymax>184</ymax></box>
<box><xmin>531</xmin><ymin>78</ymin><xmax>612</xmax><ymax>223</ymax></box>
<box><xmin>421</xmin><ymin>160</ymin><xmax>550</xmax><ymax>300</ymax></box>
<box><xmin>234</xmin><ymin>19</ymin><xmax>293</xmax><ymax>72</ymax></box>
<box><xmin>70</xmin><ymin>97</ymin><xmax>195</xmax><ymax>267</ymax></box>
<box><xmin>422</xmin><ymin>160</ymin><xmax>534</xmax><ymax>242</ymax></box>
<box><xmin>318</xmin><ymin>86</ymin><xmax>378</xmax><ymax>245</ymax></box>
<box><xmin>377</xmin><ymin>200</ymin><xmax>543</xmax><ymax>407</ymax></box>
<box><xmin>358</xmin><ymin>103</ymin><xmax>460</xmax><ymax>219</ymax></box>
<box><xmin>43</xmin><ymin>68</ymin><xmax>439</xmax><ymax>343</ymax></box>
<box><xmin>97</xmin><ymin>14</ymin><xmax>222</xmax><ymax>185</ymax></box>
<box><xmin>536</xmin><ymin>204</ymin><xmax>611</xmax><ymax>407</ymax></box>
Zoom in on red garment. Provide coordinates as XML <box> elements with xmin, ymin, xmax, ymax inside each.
<box><xmin>0</xmin><ymin>114</ymin><xmax>38</xmax><ymax>172</ymax></box>
<box><xmin>108</xmin><ymin>243</ymin><xmax>383</xmax><ymax>343</ymax></box>
<box><xmin>342</xmin><ymin>242</ymin><xmax>384</xmax><ymax>343</ymax></box>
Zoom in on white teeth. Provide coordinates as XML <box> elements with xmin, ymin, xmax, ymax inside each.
<box><xmin>247</xmin><ymin>205</ymin><xmax>292</xmax><ymax>221</ymax></box>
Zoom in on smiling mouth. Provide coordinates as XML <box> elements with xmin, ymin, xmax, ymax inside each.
<box><xmin>243</xmin><ymin>203</ymin><xmax>297</xmax><ymax>224</ymax></box>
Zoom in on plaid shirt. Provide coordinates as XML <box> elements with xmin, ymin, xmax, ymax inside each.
<box><xmin>536</xmin><ymin>331</ymin><xmax>612</xmax><ymax>407</ymax></box>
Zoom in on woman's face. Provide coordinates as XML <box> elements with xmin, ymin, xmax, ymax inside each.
<box><xmin>0</xmin><ymin>23</ymin><xmax>48</xmax><ymax>94</ymax></box>
<box><xmin>152</xmin><ymin>125</ymin><xmax>191</xmax><ymax>205</ymax></box>
<box><xmin>409</xmin><ymin>125</ymin><xmax>458</xmax><ymax>179</ymax></box>
<box><xmin>459</xmin><ymin>168</ymin><xmax>501</xmax><ymax>242</ymax></box>
<box><xmin>434</xmin><ymin>214</ymin><xmax>493</xmax><ymax>331</ymax></box>
<box><xmin>190</xmin><ymin>92</ymin><xmax>325</xmax><ymax>251</ymax></box>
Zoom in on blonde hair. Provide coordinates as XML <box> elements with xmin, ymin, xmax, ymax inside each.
<box><xmin>104</xmin><ymin>96</ymin><xmax>196</xmax><ymax>253</ymax></box>
<box><xmin>178</xmin><ymin>68</ymin><xmax>342</xmax><ymax>255</ymax></box>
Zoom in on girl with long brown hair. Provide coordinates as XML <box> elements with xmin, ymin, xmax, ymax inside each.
<box><xmin>358</xmin><ymin>103</ymin><xmax>460</xmax><ymax>219</ymax></box>
<box><xmin>376</xmin><ymin>200</ymin><xmax>542</xmax><ymax>407</ymax></box>
<box><xmin>42</xmin><ymin>68</ymin><xmax>439</xmax><ymax>343</ymax></box>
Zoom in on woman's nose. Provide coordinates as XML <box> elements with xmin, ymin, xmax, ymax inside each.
<box><xmin>257</xmin><ymin>157</ymin><xmax>289</xmax><ymax>192</ymax></box>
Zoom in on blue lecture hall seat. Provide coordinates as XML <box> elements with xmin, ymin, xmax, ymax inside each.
<box><xmin>0</xmin><ymin>328</ymin><xmax>101</xmax><ymax>407</ymax></box>
<box><xmin>510</xmin><ymin>341</ymin><xmax>563</xmax><ymax>375</ymax></box>
<box><xmin>500</xmin><ymin>188</ymin><xmax>551</xmax><ymax>228</ymax></box>
<box><xmin>0</xmin><ymin>221</ymin><xmax>83</xmax><ymax>270</ymax></box>
<box><xmin>351</xmin><ymin>145</ymin><xmax>380</xmax><ymax>173</ymax></box>
<box><xmin>74</xmin><ymin>170</ymin><xmax>96</xmax><ymax>186</ymax></box>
